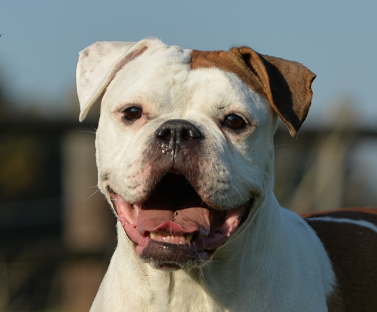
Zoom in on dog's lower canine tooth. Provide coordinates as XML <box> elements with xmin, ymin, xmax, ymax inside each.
<box><xmin>150</xmin><ymin>232</ymin><xmax>156</xmax><ymax>240</ymax></box>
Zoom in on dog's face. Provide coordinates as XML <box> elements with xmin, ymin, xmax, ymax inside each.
<box><xmin>76</xmin><ymin>38</ymin><xmax>315</xmax><ymax>270</ymax></box>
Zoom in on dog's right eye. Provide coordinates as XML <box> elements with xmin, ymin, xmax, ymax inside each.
<box><xmin>123</xmin><ymin>107</ymin><xmax>143</xmax><ymax>121</ymax></box>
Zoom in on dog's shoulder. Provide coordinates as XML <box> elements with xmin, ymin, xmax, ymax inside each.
<box><xmin>302</xmin><ymin>208</ymin><xmax>377</xmax><ymax>312</ymax></box>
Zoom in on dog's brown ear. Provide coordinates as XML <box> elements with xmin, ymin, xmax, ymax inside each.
<box><xmin>236</xmin><ymin>47</ymin><xmax>316</xmax><ymax>138</ymax></box>
<box><xmin>76</xmin><ymin>41</ymin><xmax>148</xmax><ymax>121</ymax></box>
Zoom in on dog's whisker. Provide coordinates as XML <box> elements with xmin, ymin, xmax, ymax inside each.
<box><xmin>85</xmin><ymin>185</ymin><xmax>100</xmax><ymax>189</ymax></box>
<box><xmin>231</xmin><ymin>184</ymin><xmax>246</xmax><ymax>204</ymax></box>
<box><xmin>274</xmin><ymin>144</ymin><xmax>292</xmax><ymax>152</ymax></box>
<box><xmin>225</xmin><ymin>194</ymin><xmax>229</xmax><ymax>204</ymax></box>
<box><xmin>84</xmin><ymin>189</ymin><xmax>100</xmax><ymax>203</ymax></box>
<box><xmin>79</xmin><ymin>130</ymin><xmax>97</xmax><ymax>135</ymax></box>
<box><xmin>197</xmin><ymin>267</ymin><xmax>206</xmax><ymax>282</ymax></box>
<box><xmin>234</xmin><ymin>175</ymin><xmax>253</xmax><ymax>191</ymax></box>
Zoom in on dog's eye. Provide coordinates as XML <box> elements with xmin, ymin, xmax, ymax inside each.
<box><xmin>123</xmin><ymin>107</ymin><xmax>143</xmax><ymax>121</ymax></box>
<box><xmin>225</xmin><ymin>114</ymin><xmax>245</xmax><ymax>129</ymax></box>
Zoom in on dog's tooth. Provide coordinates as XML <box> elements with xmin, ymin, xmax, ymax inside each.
<box><xmin>150</xmin><ymin>233</ymin><xmax>194</xmax><ymax>243</ymax></box>
<box><xmin>186</xmin><ymin>233</ymin><xmax>194</xmax><ymax>242</ymax></box>
<box><xmin>150</xmin><ymin>232</ymin><xmax>156</xmax><ymax>240</ymax></box>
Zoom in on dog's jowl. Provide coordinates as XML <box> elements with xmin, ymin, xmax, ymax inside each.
<box><xmin>76</xmin><ymin>38</ymin><xmax>377</xmax><ymax>312</ymax></box>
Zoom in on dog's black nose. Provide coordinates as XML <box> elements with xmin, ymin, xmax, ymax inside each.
<box><xmin>155</xmin><ymin>119</ymin><xmax>203</xmax><ymax>151</ymax></box>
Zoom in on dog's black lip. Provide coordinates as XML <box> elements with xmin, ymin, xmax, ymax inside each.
<box><xmin>141</xmin><ymin>240</ymin><xmax>205</xmax><ymax>270</ymax></box>
<box><xmin>238</xmin><ymin>198</ymin><xmax>253</xmax><ymax>223</ymax></box>
<box><xmin>107</xmin><ymin>185</ymin><xmax>116</xmax><ymax>195</ymax></box>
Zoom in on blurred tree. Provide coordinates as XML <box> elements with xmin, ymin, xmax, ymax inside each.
<box><xmin>0</xmin><ymin>74</ymin><xmax>61</xmax><ymax>202</ymax></box>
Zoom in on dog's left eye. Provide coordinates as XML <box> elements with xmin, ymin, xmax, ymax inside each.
<box><xmin>224</xmin><ymin>114</ymin><xmax>246</xmax><ymax>129</ymax></box>
<box><xmin>123</xmin><ymin>107</ymin><xmax>143</xmax><ymax>121</ymax></box>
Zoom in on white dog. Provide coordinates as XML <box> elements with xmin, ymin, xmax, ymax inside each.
<box><xmin>76</xmin><ymin>38</ymin><xmax>377</xmax><ymax>311</ymax></box>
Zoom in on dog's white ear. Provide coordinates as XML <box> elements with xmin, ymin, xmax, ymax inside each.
<box><xmin>237</xmin><ymin>47</ymin><xmax>316</xmax><ymax>139</ymax></box>
<box><xmin>76</xmin><ymin>41</ymin><xmax>147</xmax><ymax>121</ymax></box>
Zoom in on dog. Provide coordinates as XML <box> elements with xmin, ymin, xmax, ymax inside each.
<box><xmin>76</xmin><ymin>38</ymin><xmax>377</xmax><ymax>311</ymax></box>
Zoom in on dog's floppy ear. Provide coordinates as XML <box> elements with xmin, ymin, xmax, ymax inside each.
<box><xmin>237</xmin><ymin>47</ymin><xmax>316</xmax><ymax>138</ymax></box>
<box><xmin>76</xmin><ymin>41</ymin><xmax>147</xmax><ymax>121</ymax></box>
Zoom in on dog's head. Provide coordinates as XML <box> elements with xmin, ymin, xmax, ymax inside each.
<box><xmin>76</xmin><ymin>38</ymin><xmax>315</xmax><ymax>270</ymax></box>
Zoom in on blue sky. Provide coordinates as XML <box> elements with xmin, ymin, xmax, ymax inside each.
<box><xmin>1</xmin><ymin>0</ymin><xmax>377</xmax><ymax>126</ymax></box>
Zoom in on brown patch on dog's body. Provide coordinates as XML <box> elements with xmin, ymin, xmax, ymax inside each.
<box><xmin>303</xmin><ymin>208</ymin><xmax>377</xmax><ymax>311</ymax></box>
<box><xmin>302</xmin><ymin>207</ymin><xmax>377</xmax><ymax>221</ymax></box>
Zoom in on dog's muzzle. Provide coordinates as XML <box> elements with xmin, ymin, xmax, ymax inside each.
<box><xmin>107</xmin><ymin>119</ymin><xmax>254</xmax><ymax>270</ymax></box>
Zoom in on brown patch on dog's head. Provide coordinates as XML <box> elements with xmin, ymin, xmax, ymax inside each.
<box><xmin>190</xmin><ymin>50</ymin><xmax>267</xmax><ymax>99</ymax></box>
<box><xmin>190</xmin><ymin>48</ymin><xmax>316</xmax><ymax>138</ymax></box>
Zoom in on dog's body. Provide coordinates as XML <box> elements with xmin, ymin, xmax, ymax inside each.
<box><xmin>76</xmin><ymin>38</ymin><xmax>377</xmax><ymax>311</ymax></box>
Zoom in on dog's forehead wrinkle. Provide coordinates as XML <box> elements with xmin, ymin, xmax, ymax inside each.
<box><xmin>187</xmin><ymin>68</ymin><xmax>243</xmax><ymax>97</ymax></box>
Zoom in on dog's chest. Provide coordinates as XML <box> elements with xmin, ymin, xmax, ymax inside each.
<box><xmin>146</xmin><ymin>270</ymin><xmax>225</xmax><ymax>312</ymax></box>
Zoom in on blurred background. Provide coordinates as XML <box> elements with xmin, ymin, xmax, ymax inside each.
<box><xmin>0</xmin><ymin>0</ymin><xmax>376</xmax><ymax>311</ymax></box>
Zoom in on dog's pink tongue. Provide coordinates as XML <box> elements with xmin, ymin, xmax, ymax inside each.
<box><xmin>137</xmin><ymin>207</ymin><xmax>211</xmax><ymax>237</ymax></box>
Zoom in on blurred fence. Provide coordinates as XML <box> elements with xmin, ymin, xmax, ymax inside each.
<box><xmin>0</xmin><ymin>115</ymin><xmax>376</xmax><ymax>311</ymax></box>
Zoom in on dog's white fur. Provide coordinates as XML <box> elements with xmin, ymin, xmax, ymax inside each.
<box><xmin>77</xmin><ymin>38</ymin><xmax>335</xmax><ymax>311</ymax></box>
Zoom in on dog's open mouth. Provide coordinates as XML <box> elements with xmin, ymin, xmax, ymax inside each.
<box><xmin>108</xmin><ymin>173</ymin><xmax>252</xmax><ymax>270</ymax></box>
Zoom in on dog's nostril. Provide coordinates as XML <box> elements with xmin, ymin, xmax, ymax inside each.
<box><xmin>156</xmin><ymin>127</ymin><xmax>173</xmax><ymax>140</ymax></box>
<box><xmin>182</xmin><ymin>128</ymin><xmax>201</xmax><ymax>140</ymax></box>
